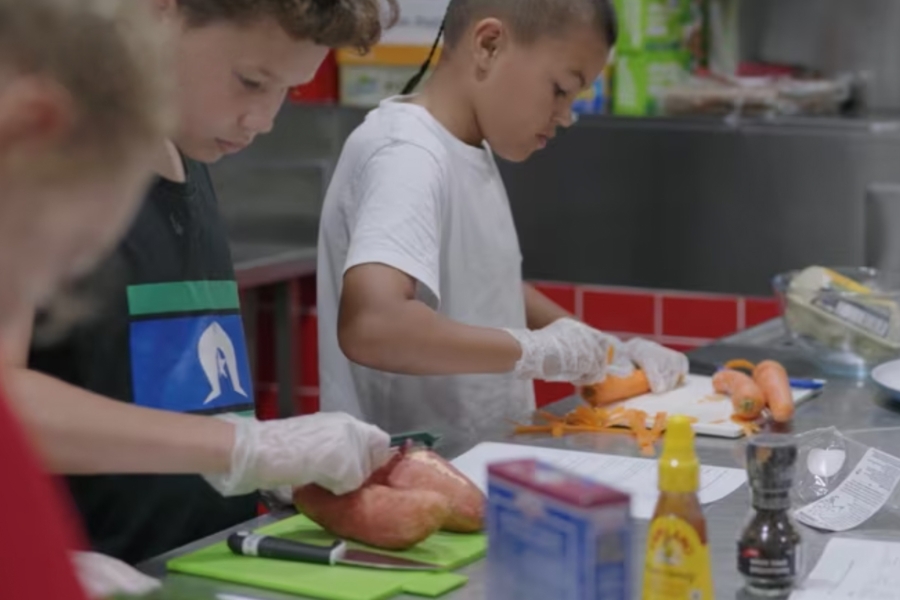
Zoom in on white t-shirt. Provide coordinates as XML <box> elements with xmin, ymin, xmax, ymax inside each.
<box><xmin>317</xmin><ymin>97</ymin><xmax>536</xmax><ymax>453</ymax></box>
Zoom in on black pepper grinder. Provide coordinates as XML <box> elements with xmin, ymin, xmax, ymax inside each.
<box><xmin>738</xmin><ymin>434</ymin><xmax>802</xmax><ymax>597</ymax></box>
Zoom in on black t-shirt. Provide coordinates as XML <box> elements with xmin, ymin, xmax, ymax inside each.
<box><xmin>29</xmin><ymin>156</ymin><xmax>258</xmax><ymax>565</ymax></box>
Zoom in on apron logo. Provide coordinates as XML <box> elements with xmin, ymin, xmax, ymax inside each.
<box><xmin>198</xmin><ymin>321</ymin><xmax>249</xmax><ymax>404</ymax></box>
<box><xmin>130</xmin><ymin>312</ymin><xmax>254</xmax><ymax>413</ymax></box>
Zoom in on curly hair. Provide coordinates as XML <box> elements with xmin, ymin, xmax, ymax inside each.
<box><xmin>177</xmin><ymin>0</ymin><xmax>400</xmax><ymax>54</ymax></box>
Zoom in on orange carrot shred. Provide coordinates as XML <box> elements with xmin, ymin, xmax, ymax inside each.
<box><xmin>513</xmin><ymin>403</ymin><xmax>680</xmax><ymax>456</ymax></box>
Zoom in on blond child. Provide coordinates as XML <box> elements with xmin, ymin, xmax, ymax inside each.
<box><xmin>5</xmin><ymin>0</ymin><xmax>398</xmax><ymax>581</ymax></box>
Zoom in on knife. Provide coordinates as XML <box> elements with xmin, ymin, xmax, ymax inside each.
<box><xmin>226</xmin><ymin>531</ymin><xmax>443</xmax><ymax>571</ymax></box>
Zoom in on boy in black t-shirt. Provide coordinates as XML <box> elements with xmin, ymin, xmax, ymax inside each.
<box><xmin>7</xmin><ymin>0</ymin><xmax>399</xmax><ymax>567</ymax></box>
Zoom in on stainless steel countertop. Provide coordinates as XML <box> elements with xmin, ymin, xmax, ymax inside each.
<box><xmin>231</xmin><ymin>242</ymin><xmax>317</xmax><ymax>289</ymax></box>
<box><xmin>139</xmin><ymin>321</ymin><xmax>900</xmax><ymax>599</ymax></box>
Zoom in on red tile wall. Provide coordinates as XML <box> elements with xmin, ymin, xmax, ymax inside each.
<box><xmin>745</xmin><ymin>297</ymin><xmax>781</xmax><ymax>328</ymax></box>
<box><xmin>583</xmin><ymin>290</ymin><xmax>656</xmax><ymax>335</ymax></box>
<box><xmin>245</xmin><ymin>276</ymin><xmax>782</xmax><ymax>416</ymax></box>
<box><xmin>662</xmin><ymin>296</ymin><xmax>739</xmax><ymax>339</ymax></box>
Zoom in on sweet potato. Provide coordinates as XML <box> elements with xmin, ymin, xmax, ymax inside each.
<box><xmin>387</xmin><ymin>448</ymin><xmax>485</xmax><ymax>533</ymax></box>
<box><xmin>292</xmin><ymin>483</ymin><xmax>451</xmax><ymax>551</ymax></box>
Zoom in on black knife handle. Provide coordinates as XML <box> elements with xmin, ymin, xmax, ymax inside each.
<box><xmin>227</xmin><ymin>531</ymin><xmax>346</xmax><ymax>565</ymax></box>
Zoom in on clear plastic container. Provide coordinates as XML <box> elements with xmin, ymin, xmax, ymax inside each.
<box><xmin>772</xmin><ymin>266</ymin><xmax>900</xmax><ymax>378</ymax></box>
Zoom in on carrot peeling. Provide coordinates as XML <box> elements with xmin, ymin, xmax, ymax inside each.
<box><xmin>512</xmin><ymin>403</ymin><xmax>670</xmax><ymax>454</ymax></box>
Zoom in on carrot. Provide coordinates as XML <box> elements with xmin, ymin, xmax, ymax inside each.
<box><xmin>580</xmin><ymin>370</ymin><xmax>651</xmax><ymax>406</ymax></box>
<box><xmin>713</xmin><ymin>369</ymin><xmax>766</xmax><ymax>421</ymax></box>
<box><xmin>513</xmin><ymin>404</ymin><xmax>667</xmax><ymax>454</ymax></box>
<box><xmin>724</xmin><ymin>359</ymin><xmax>757</xmax><ymax>373</ymax></box>
<box><xmin>730</xmin><ymin>415</ymin><xmax>761</xmax><ymax>436</ymax></box>
<box><xmin>753</xmin><ymin>360</ymin><xmax>794</xmax><ymax>423</ymax></box>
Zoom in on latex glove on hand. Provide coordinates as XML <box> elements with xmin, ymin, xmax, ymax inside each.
<box><xmin>622</xmin><ymin>337</ymin><xmax>689</xmax><ymax>393</ymax></box>
<box><xmin>203</xmin><ymin>412</ymin><xmax>392</xmax><ymax>497</ymax></box>
<box><xmin>505</xmin><ymin>318</ymin><xmax>613</xmax><ymax>385</ymax></box>
<box><xmin>72</xmin><ymin>552</ymin><xmax>161</xmax><ymax>599</ymax></box>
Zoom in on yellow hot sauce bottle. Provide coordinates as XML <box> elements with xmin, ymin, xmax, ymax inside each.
<box><xmin>642</xmin><ymin>415</ymin><xmax>713</xmax><ymax>600</ymax></box>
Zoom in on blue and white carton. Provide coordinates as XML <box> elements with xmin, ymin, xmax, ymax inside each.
<box><xmin>486</xmin><ymin>459</ymin><xmax>632</xmax><ymax>600</ymax></box>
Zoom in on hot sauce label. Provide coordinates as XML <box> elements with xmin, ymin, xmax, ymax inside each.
<box><xmin>642</xmin><ymin>516</ymin><xmax>713</xmax><ymax>600</ymax></box>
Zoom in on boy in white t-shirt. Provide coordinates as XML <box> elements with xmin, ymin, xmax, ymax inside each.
<box><xmin>318</xmin><ymin>0</ymin><xmax>688</xmax><ymax>450</ymax></box>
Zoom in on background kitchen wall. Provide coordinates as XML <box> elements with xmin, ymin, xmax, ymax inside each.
<box><xmin>221</xmin><ymin>0</ymin><xmax>900</xmax><ymax>413</ymax></box>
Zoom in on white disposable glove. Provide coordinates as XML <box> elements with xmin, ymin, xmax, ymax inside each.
<box><xmin>623</xmin><ymin>337</ymin><xmax>688</xmax><ymax>393</ymax></box>
<box><xmin>203</xmin><ymin>412</ymin><xmax>391</xmax><ymax>497</ymax></box>
<box><xmin>505</xmin><ymin>318</ymin><xmax>613</xmax><ymax>385</ymax></box>
<box><xmin>72</xmin><ymin>552</ymin><xmax>161</xmax><ymax>599</ymax></box>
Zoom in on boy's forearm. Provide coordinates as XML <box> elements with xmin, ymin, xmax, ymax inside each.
<box><xmin>523</xmin><ymin>283</ymin><xmax>573</xmax><ymax>330</ymax></box>
<box><xmin>340</xmin><ymin>300</ymin><xmax>522</xmax><ymax>375</ymax></box>
<box><xmin>6</xmin><ymin>368</ymin><xmax>234</xmax><ymax>475</ymax></box>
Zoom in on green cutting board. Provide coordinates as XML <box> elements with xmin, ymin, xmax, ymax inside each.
<box><xmin>167</xmin><ymin>515</ymin><xmax>486</xmax><ymax>600</ymax></box>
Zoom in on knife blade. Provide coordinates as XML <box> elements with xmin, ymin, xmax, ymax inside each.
<box><xmin>227</xmin><ymin>531</ymin><xmax>443</xmax><ymax>572</ymax></box>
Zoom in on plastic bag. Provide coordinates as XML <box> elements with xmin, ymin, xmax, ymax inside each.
<box><xmin>792</xmin><ymin>427</ymin><xmax>900</xmax><ymax>526</ymax></box>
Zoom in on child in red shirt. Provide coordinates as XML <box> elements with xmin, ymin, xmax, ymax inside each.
<box><xmin>0</xmin><ymin>0</ymin><xmax>171</xmax><ymax>597</ymax></box>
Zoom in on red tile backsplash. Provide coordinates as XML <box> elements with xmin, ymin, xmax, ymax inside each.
<box><xmin>255</xmin><ymin>387</ymin><xmax>279</xmax><ymax>421</ymax></box>
<box><xmin>582</xmin><ymin>290</ymin><xmax>656</xmax><ymax>335</ymax></box>
<box><xmin>296</xmin><ymin>394</ymin><xmax>320</xmax><ymax>415</ymax></box>
<box><xmin>249</xmin><ymin>273</ymin><xmax>779</xmax><ymax>420</ymax></box>
<box><xmin>298</xmin><ymin>314</ymin><xmax>319</xmax><ymax>388</ymax></box>
<box><xmin>298</xmin><ymin>275</ymin><xmax>317</xmax><ymax>310</ymax></box>
<box><xmin>534</xmin><ymin>380</ymin><xmax>576</xmax><ymax>408</ymax></box>
<box><xmin>745</xmin><ymin>297</ymin><xmax>781</xmax><ymax>327</ymax></box>
<box><xmin>532</xmin><ymin>283</ymin><xmax>577</xmax><ymax>315</ymax></box>
<box><xmin>662</xmin><ymin>296</ymin><xmax>738</xmax><ymax>339</ymax></box>
<box><xmin>255</xmin><ymin>306</ymin><xmax>276</xmax><ymax>385</ymax></box>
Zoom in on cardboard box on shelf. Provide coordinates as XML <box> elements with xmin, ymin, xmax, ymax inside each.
<box><xmin>380</xmin><ymin>0</ymin><xmax>448</xmax><ymax>46</ymax></box>
<box><xmin>336</xmin><ymin>0</ymin><xmax>447</xmax><ymax>108</ymax></box>
<box><xmin>614</xmin><ymin>0</ymin><xmax>687</xmax><ymax>52</ymax></box>
<box><xmin>613</xmin><ymin>50</ymin><xmax>691</xmax><ymax>116</ymax></box>
<box><xmin>337</xmin><ymin>45</ymin><xmax>441</xmax><ymax>108</ymax></box>
<box><xmin>572</xmin><ymin>65</ymin><xmax>613</xmax><ymax>116</ymax></box>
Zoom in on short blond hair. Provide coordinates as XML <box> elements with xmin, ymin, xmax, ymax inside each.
<box><xmin>0</xmin><ymin>0</ymin><xmax>173</xmax><ymax>178</ymax></box>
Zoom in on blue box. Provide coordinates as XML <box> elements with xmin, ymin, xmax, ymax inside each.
<box><xmin>486</xmin><ymin>459</ymin><xmax>632</xmax><ymax>600</ymax></box>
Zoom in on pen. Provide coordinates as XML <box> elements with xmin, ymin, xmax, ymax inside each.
<box><xmin>689</xmin><ymin>359</ymin><xmax>826</xmax><ymax>390</ymax></box>
<box><xmin>787</xmin><ymin>378</ymin><xmax>827</xmax><ymax>390</ymax></box>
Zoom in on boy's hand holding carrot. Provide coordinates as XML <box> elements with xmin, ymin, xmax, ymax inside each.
<box><xmin>506</xmin><ymin>319</ymin><xmax>689</xmax><ymax>393</ymax></box>
<box><xmin>599</xmin><ymin>334</ymin><xmax>689</xmax><ymax>394</ymax></box>
<box><xmin>622</xmin><ymin>338</ymin><xmax>689</xmax><ymax>393</ymax></box>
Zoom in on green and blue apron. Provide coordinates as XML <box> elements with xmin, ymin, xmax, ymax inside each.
<box><xmin>30</xmin><ymin>156</ymin><xmax>258</xmax><ymax>564</ymax></box>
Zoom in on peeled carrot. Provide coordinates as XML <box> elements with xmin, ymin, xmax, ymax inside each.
<box><xmin>724</xmin><ymin>359</ymin><xmax>756</xmax><ymax>373</ymax></box>
<box><xmin>580</xmin><ymin>370</ymin><xmax>651</xmax><ymax>406</ymax></box>
<box><xmin>753</xmin><ymin>360</ymin><xmax>794</xmax><ymax>423</ymax></box>
<box><xmin>713</xmin><ymin>369</ymin><xmax>766</xmax><ymax>421</ymax></box>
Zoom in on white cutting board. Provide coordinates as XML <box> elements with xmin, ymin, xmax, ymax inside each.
<box><xmin>597</xmin><ymin>374</ymin><xmax>816</xmax><ymax>439</ymax></box>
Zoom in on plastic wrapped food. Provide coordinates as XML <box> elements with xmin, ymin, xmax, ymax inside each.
<box><xmin>777</xmin><ymin>266</ymin><xmax>900</xmax><ymax>367</ymax></box>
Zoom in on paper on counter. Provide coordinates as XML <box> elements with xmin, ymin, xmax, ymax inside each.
<box><xmin>451</xmin><ymin>442</ymin><xmax>746</xmax><ymax>519</ymax></box>
<box><xmin>790</xmin><ymin>538</ymin><xmax>900</xmax><ymax>600</ymax></box>
<box><xmin>794</xmin><ymin>448</ymin><xmax>900</xmax><ymax>532</ymax></box>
